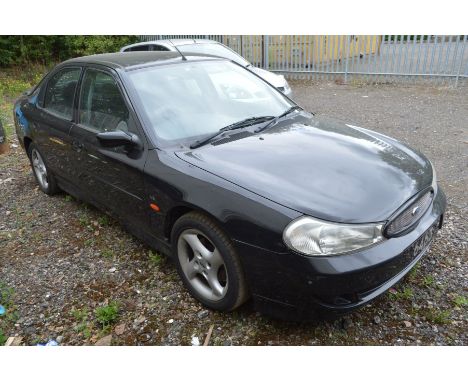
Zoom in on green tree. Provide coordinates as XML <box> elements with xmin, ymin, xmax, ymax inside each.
<box><xmin>0</xmin><ymin>35</ymin><xmax>139</xmax><ymax>67</ymax></box>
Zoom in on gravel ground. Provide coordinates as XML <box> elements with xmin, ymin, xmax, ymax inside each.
<box><xmin>0</xmin><ymin>80</ymin><xmax>467</xmax><ymax>346</ymax></box>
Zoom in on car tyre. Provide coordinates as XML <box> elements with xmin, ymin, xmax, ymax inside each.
<box><xmin>172</xmin><ymin>211</ymin><xmax>249</xmax><ymax>311</ymax></box>
<box><xmin>28</xmin><ymin>143</ymin><xmax>59</xmax><ymax>195</ymax></box>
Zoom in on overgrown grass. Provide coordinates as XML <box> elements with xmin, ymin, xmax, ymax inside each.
<box><xmin>0</xmin><ymin>64</ymin><xmax>50</xmax><ymax>140</ymax></box>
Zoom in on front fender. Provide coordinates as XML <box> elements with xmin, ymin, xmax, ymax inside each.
<box><xmin>143</xmin><ymin>149</ymin><xmax>300</xmax><ymax>253</ymax></box>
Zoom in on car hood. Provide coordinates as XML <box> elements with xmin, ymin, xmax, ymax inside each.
<box><xmin>175</xmin><ymin>114</ymin><xmax>432</xmax><ymax>223</ymax></box>
<box><xmin>249</xmin><ymin>66</ymin><xmax>286</xmax><ymax>88</ymax></box>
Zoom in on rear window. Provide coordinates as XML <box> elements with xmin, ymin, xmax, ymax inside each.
<box><xmin>126</xmin><ymin>45</ymin><xmax>150</xmax><ymax>52</ymax></box>
<box><xmin>125</xmin><ymin>44</ymin><xmax>170</xmax><ymax>52</ymax></box>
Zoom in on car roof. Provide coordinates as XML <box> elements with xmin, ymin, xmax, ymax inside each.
<box><xmin>62</xmin><ymin>51</ymin><xmax>222</xmax><ymax>71</ymax></box>
<box><xmin>121</xmin><ymin>39</ymin><xmax>218</xmax><ymax>51</ymax></box>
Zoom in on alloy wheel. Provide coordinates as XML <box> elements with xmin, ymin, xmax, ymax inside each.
<box><xmin>177</xmin><ymin>228</ymin><xmax>228</xmax><ymax>301</ymax></box>
<box><xmin>31</xmin><ymin>148</ymin><xmax>49</xmax><ymax>190</ymax></box>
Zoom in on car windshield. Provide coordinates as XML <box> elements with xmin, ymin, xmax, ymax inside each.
<box><xmin>178</xmin><ymin>43</ymin><xmax>250</xmax><ymax>67</ymax></box>
<box><xmin>128</xmin><ymin>60</ymin><xmax>294</xmax><ymax>144</ymax></box>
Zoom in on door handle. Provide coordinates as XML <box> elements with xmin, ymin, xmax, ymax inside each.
<box><xmin>72</xmin><ymin>141</ymin><xmax>84</xmax><ymax>152</ymax></box>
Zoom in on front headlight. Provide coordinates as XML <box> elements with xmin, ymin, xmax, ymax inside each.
<box><xmin>430</xmin><ymin>161</ymin><xmax>437</xmax><ymax>191</ymax></box>
<box><xmin>283</xmin><ymin>216</ymin><xmax>384</xmax><ymax>256</ymax></box>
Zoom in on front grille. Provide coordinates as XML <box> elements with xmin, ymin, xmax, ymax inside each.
<box><xmin>386</xmin><ymin>190</ymin><xmax>433</xmax><ymax>236</ymax></box>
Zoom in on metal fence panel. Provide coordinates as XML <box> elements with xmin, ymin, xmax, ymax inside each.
<box><xmin>139</xmin><ymin>35</ymin><xmax>468</xmax><ymax>86</ymax></box>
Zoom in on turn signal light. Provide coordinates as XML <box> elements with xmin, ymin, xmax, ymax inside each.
<box><xmin>149</xmin><ymin>203</ymin><xmax>160</xmax><ymax>212</ymax></box>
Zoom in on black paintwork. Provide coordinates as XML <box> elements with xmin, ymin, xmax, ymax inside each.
<box><xmin>14</xmin><ymin>52</ymin><xmax>445</xmax><ymax>320</ymax></box>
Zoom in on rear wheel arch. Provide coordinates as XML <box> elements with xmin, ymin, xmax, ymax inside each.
<box><xmin>27</xmin><ymin>142</ymin><xmax>59</xmax><ymax>195</ymax></box>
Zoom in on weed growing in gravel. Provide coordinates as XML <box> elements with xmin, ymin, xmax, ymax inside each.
<box><xmin>84</xmin><ymin>239</ymin><xmax>94</xmax><ymax>247</ymax></box>
<box><xmin>452</xmin><ymin>295</ymin><xmax>468</xmax><ymax>307</ymax></box>
<box><xmin>0</xmin><ymin>328</ymin><xmax>6</xmax><ymax>345</ymax></box>
<box><xmin>408</xmin><ymin>263</ymin><xmax>420</xmax><ymax>281</ymax></box>
<box><xmin>64</xmin><ymin>195</ymin><xmax>74</xmax><ymax>202</ymax></box>
<box><xmin>95</xmin><ymin>301</ymin><xmax>119</xmax><ymax>329</ymax></box>
<box><xmin>401</xmin><ymin>287</ymin><xmax>414</xmax><ymax>299</ymax></box>
<box><xmin>0</xmin><ymin>284</ymin><xmax>15</xmax><ymax>308</ymax></box>
<box><xmin>71</xmin><ymin>307</ymin><xmax>88</xmax><ymax>321</ymax></box>
<box><xmin>79</xmin><ymin>214</ymin><xmax>90</xmax><ymax>228</ymax></box>
<box><xmin>75</xmin><ymin>322</ymin><xmax>92</xmax><ymax>339</ymax></box>
<box><xmin>423</xmin><ymin>308</ymin><xmax>451</xmax><ymax>325</ymax></box>
<box><xmin>422</xmin><ymin>275</ymin><xmax>435</xmax><ymax>287</ymax></box>
<box><xmin>390</xmin><ymin>286</ymin><xmax>414</xmax><ymax>301</ymax></box>
<box><xmin>101</xmin><ymin>249</ymin><xmax>114</xmax><ymax>259</ymax></box>
<box><xmin>148</xmin><ymin>250</ymin><xmax>164</xmax><ymax>266</ymax></box>
<box><xmin>71</xmin><ymin>307</ymin><xmax>93</xmax><ymax>338</ymax></box>
<box><xmin>97</xmin><ymin>215</ymin><xmax>110</xmax><ymax>227</ymax></box>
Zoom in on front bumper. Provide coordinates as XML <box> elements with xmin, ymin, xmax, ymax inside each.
<box><xmin>233</xmin><ymin>186</ymin><xmax>446</xmax><ymax>321</ymax></box>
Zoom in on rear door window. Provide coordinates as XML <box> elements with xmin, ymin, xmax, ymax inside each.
<box><xmin>43</xmin><ymin>67</ymin><xmax>81</xmax><ymax>120</ymax></box>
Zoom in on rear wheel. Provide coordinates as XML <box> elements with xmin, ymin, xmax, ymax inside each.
<box><xmin>28</xmin><ymin>143</ymin><xmax>59</xmax><ymax>195</ymax></box>
<box><xmin>172</xmin><ymin>212</ymin><xmax>248</xmax><ymax>311</ymax></box>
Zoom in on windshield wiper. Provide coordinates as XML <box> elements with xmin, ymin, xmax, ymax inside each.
<box><xmin>190</xmin><ymin>116</ymin><xmax>275</xmax><ymax>149</ymax></box>
<box><xmin>254</xmin><ymin>105</ymin><xmax>303</xmax><ymax>133</ymax></box>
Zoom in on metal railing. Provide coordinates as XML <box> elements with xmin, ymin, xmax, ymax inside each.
<box><xmin>140</xmin><ymin>35</ymin><xmax>468</xmax><ymax>86</ymax></box>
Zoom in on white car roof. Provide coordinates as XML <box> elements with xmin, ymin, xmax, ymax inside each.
<box><xmin>120</xmin><ymin>39</ymin><xmax>218</xmax><ymax>52</ymax></box>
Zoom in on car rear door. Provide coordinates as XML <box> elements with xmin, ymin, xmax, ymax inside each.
<box><xmin>33</xmin><ymin>66</ymin><xmax>82</xmax><ymax>181</ymax></box>
<box><xmin>69</xmin><ymin>66</ymin><xmax>150</xmax><ymax>229</ymax></box>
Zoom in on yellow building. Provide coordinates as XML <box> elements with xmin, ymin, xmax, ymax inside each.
<box><xmin>222</xmin><ymin>35</ymin><xmax>383</xmax><ymax>69</ymax></box>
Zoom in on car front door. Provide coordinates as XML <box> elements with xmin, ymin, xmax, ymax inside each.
<box><xmin>69</xmin><ymin>67</ymin><xmax>150</xmax><ymax>229</ymax></box>
<box><xmin>33</xmin><ymin>66</ymin><xmax>82</xmax><ymax>181</ymax></box>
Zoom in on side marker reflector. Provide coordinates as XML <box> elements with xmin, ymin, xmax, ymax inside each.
<box><xmin>150</xmin><ymin>203</ymin><xmax>160</xmax><ymax>212</ymax></box>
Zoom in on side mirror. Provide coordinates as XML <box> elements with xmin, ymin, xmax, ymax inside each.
<box><xmin>96</xmin><ymin>131</ymin><xmax>143</xmax><ymax>151</ymax></box>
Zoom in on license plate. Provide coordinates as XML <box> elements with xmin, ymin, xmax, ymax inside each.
<box><xmin>409</xmin><ymin>223</ymin><xmax>438</xmax><ymax>259</ymax></box>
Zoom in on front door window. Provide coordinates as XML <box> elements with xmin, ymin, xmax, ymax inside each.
<box><xmin>79</xmin><ymin>69</ymin><xmax>131</xmax><ymax>134</ymax></box>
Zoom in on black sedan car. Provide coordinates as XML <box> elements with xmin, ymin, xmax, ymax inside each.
<box><xmin>14</xmin><ymin>52</ymin><xmax>445</xmax><ymax>320</ymax></box>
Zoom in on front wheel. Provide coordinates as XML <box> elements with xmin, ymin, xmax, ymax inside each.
<box><xmin>172</xmin><ymin>212</ymin><xmax>249</xmax><ymax>311</ymax></box>
<box><xmin>28</xmin><ymin>143</ymin><xmax>59</xmax><ymax>195</ymax></box>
